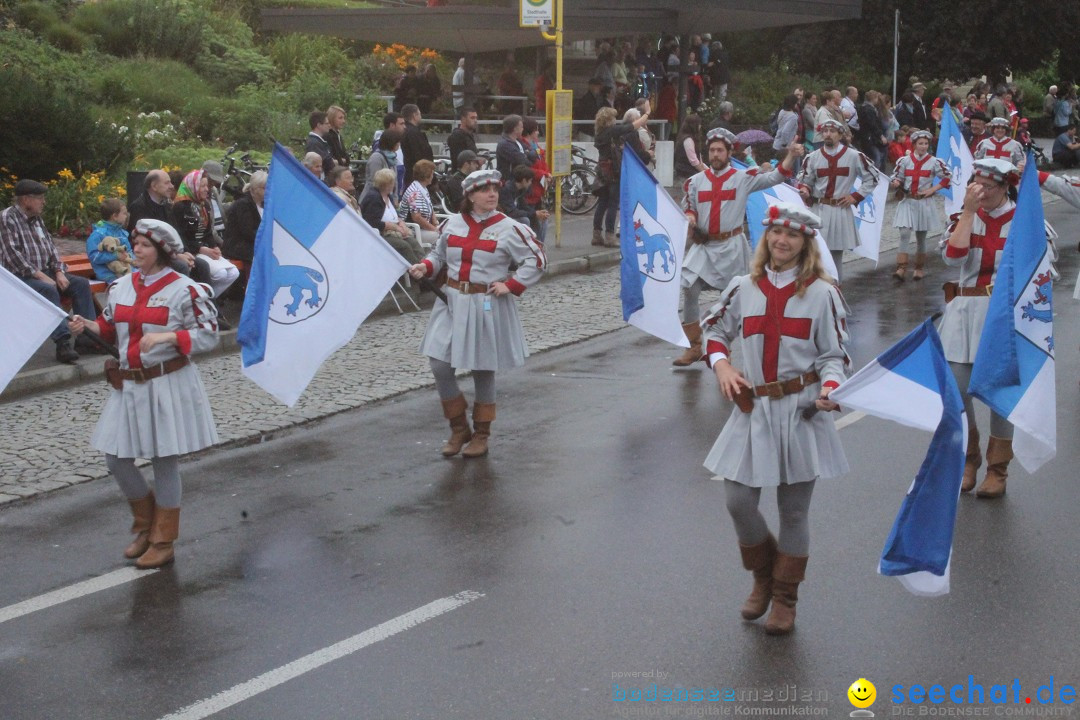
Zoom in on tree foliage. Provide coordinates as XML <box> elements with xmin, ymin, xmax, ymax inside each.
<box><xmin>721</xmin><ymin>0</ymin><xmax>1080</xmax><ymax>89</ymax></box>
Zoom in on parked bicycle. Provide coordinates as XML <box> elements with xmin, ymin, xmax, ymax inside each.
<box><xmin>220</xmin><ymin>145</ymin><xmax>267</xmax><ymax>201</ymax></box>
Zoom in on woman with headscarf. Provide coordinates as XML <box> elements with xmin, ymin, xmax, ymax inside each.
<box><xmin>169</xmin><ymin>169</ymin><xmax>239</xmax><ymax>302</ymax></box>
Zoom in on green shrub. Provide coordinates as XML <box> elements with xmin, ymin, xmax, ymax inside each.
<box><xmin>0</xmin><ymin>28</ymin><xmax>99</xmax><ymax>94</ymax></box>
<box><xmin>194</xmin><ymin>9</ymin><xmax>275</xmax><ymax>92</ymax></box>
<box><xmin>92</xmin><ymin>58</ymin><xmax>218</xmax><ymax>115</ymax></box>
<box><xmin>266</xmin><ymin>33</ymin><xmax>355</xmax><ymax>82</ymax></box>
<box><xmin>0</xmin><ymin>69</ymin><xmax>132</xmax><ymax>180</ymax></box>
<box><xmin>72</xmin><ymin>0</ymin><xmax>206</xmax><ymax>63</ymax></box>
<box><xmin>13</xmin><ymin>1</ymin><xmax>86</xmax><ymax>52</ymax></box>
<box><xmin>133</xmin><ymin>143</ymin><xmax>270</xmax><ymax>173</ymax></box>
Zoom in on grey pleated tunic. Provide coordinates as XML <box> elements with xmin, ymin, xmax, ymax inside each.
<box><xmin>417</xmin><ymin>210</ymin><xmax>546</xmax><ymax>371</ymax></box>
<box><xmin>90</xmin><ymin>269</ymin><xmax>220</xmax><ymax>458</ymax></box>
<box><xmin>797</xmin><ymin>145</ymin><xmax>878</xmax><ymax>251</ymax></box>
<box><xmin>701</xmin><ymin>269</ymin><xmax>851</xmax><ymax>487</ymax></box>
<box><xmin>891</xmin><ymin>152</ymin><xmax>951</xmax><ymax>232</ymax></box>
<box><xmin>680</xmin><ymin>164</ymin><xmax>793</xmax><ymax>290</ymax></box>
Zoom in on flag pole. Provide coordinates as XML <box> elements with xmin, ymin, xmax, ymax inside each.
<box><xmin>892</xmin><ymin>9</ymin><xmax>899</xmax><ymax>105</ymax></box>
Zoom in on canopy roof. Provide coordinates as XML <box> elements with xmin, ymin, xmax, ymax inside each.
<box><xmin>261</xmin><ymin>1</ymin><xmax>861</xmax><ymax>54</ymax></box>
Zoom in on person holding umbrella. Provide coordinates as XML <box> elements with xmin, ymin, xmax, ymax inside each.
<box><xmin>68</xmin><ymin>219</ymin><xmax>219</xmax><ymax>569</ymax></box>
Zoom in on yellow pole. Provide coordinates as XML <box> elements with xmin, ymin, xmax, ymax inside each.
<box><xmin>538</xmin><ymin>0</ymin><xmax>563</xmax><ymax>245</ymax></box>
<box><xmin>554</xmin><ymin>0</ymin><xmax>563</xmax><ymax>247</ymax></box>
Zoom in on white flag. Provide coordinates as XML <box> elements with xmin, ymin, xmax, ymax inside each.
<box><xmin>851</xmin><ymin>165</ymin><xmax>890</xmax><ymax>265</ymax></box>
<box><xmin>0</xmin><ymin>264</ymin><xmax>68</xmax><ymax>395</ymax></box>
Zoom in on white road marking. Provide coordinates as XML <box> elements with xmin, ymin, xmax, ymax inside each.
<box><xmin>0</xmin><ymin>567</ymin><xmax>158</xmax><ymax>625</ymax></box>
<box><xmin>835</xmin><ymin>411</ymin><xmax>867</xmax><ymax>430</ymax></box>
<box><xmin>157</xmin><ymin>590</ymin><xmax>485</xmax><ymax>720</ymax></box>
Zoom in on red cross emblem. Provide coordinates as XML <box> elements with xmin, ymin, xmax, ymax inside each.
<box><xmin>984</xmin><ymin>138</ymin><xmax>1013</xmax><ymax>160</ymax></box>
<box><xmin>447</xmin><ymin>213</ymin><xmax>503</xmax><ymax>282</ymax></box>
<box><xmin>697</xmin><ymin>167</ymin><xmax>737</xmax><ymax>235</ymax></box>
<box><xmin>742</xmin><ymin>279</ymin><xmax>813</xmax><ymax>383</ymax></box>
<box><xmin>818</xmin><ymin>147</ymin><xmax>851</xmax><ymax>198</ymax></box>
<box><xmin>972</xmin><ymin>208</ymin><xmax>1015</xmax><ymax>286</ymax></box>
<box><xmin>904</xmin><ymin>155</ymin><xmax>934</xmax><ymax>195</ymax></box>
<box><xmin>113</xmin><ymin>272</ymin><xmax>177</xmax><ymax>369</ymax></box>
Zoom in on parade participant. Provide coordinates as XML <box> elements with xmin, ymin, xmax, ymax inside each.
<box><xmin>974</xmin><ymin>117</ymin><xmax>1024</xmax><ymax>166</ymax></box>
<box><xmin>939</xmin><ymin>159</ymin><xmax>1061</xmax><ymax>498</ymax></box>
<box><xmin>797</xmin><ymin>118</ymin><xmax>878</xmax><ymax>284</ymax></box>
<box><xmin>965</xmin><ymin>112</ymin><xmax>989</xmax><ymax>155</ymax></box>
<box><xmin>674</xmin><ymin>127</ymin><xmax>805</xmax><ymax>367</ymax></box>
<box><xmin>408</xmin><ymin>169</ymin><xmax>546</xmax><ymax>458</ymax></box>
<box><xmin>702</xmin><ymin>202</ymin><xmax>850</xmax><ymax>636</ymax></box>
<box><xmin>68</xmin><ymin>219</ymin><xmax>219</xmax><ymax>568</ymax></box>
<box><xmin>889</xmin><ymin>130</ymin><xmax>951</xmax><ymax>281</ymax></box>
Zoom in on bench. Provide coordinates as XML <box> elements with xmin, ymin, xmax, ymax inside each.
<box><xmin>59</xmin><ymin>254</ymin><xmax>109</xmax><ymax>313</ymax></box>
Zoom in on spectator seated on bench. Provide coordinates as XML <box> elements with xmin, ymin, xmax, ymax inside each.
<box><xmin>1</xmin><ymin>179</ymin><xmax>98</xmax><ymax>364</ymax></box>
<box><xmin>86</xmin><ymin>198</ymin><xmax>135</xmax><ymax>283</ymax></box>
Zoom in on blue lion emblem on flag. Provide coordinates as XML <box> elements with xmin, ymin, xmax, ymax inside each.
<box><xmin>629</xmin><ymin>202</ymin><xmax>677</xmax><ymax>283</ymax></box>
<box><xmin>267</xmin><ymin>225</ymin><xmax>330</xmax><ymax>325</ymax></box>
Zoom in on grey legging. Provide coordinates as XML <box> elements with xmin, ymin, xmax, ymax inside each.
<box><xmin>724</xmin><ymin>479</ymin><xmax>816</xmax><ymax>556</ymax></box>
<box><xmin>105</xmin><ymin>454</ymin><xmax>182</xmax><ymax>508</ymax></box>
<box><xmin>830</xmin><ymin>250</ymin><xmax>844</xmax><ymax>284</ymax></box>
<box><xmin>681</xmin><ymin>278</ymin><xmax>708</xmax><ymax>324</ymax></box>
<box><xmin>898</xmin><ymin>229</ymin><xmax>928</xmax><ymax>255</ymax></box>
<box><xmin>430</xmin><ymin>358</ymin><xmax>496</xmax><ymax>404</ymax></box>
<box><xmin>949</xmin><ymin>361</ymin><xmax>1014</xmax><ymax>439</ymax></box>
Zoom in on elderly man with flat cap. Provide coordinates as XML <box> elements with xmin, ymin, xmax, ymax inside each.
<box><xmin>673</xmin><ymin>126</ymin><xmax>805</xmax><ymax>367</ymax></box>
<box><xmin>1</xmin><ymin>179</ymin><xmax>99</xmax><ymax>363</ymax></box>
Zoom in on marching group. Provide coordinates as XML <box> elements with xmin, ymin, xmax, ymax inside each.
<box><xmin>5</xmin><ymin>65</ymin><xmax>1079</xmax><ymax>638</ymax></box>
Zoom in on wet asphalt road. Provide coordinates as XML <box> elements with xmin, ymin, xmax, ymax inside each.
<box><xmin>1</xmin><ymin>206</ymin><xmax>1079</xmax><ymax>720</ymax></box>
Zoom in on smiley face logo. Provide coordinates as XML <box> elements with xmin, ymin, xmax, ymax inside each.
<box><xmin>848</xmin><ymin>678</ymin><xmax>876</xmax><ymax>709</ymax></box>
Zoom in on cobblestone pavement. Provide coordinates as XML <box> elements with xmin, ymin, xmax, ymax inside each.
<box><xmin>1</xmin><ymin>266</ymin><xmax>715</xmax><ymax>504</ymax></box>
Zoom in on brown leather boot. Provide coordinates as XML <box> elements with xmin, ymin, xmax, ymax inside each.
<box><xmin>462</xmin><ymin>403</ymin><xmax>495</xmax><ymax>458</ymax></box>
<box><xmin>764</xmin><ymin>552</ymin><xmax>808</xmax><ymax>636</ymax></box>
<box><xmin>124</xmin><ymin>492</ymin><xmax>155</xmax><ymax>559</ymax></box>
<box><xmin>440</xmin><ymin>395</ymin><xmax>472</xmax><ymax>457</ymax></box>
<box><xmin>738</xmin><ymin>534</ymin><xmax>777</xmax><ymax>620</ymax></box>
<box><xmin>976</xmin><ymin>436</ymin><xmax>1013</xmax><ymax>499</ymax></box>
<box><xmin>591</xmin><ymin>228</ymin><xmax>605</xmax><ymax>246</ymax></box>
<box><xmin>893</xmin><ymin>253</ymin><xmax>909</xmax><ymax>281</ymax></box>
<box><xmin>136</xmin><ymin>507</ymin><xmax>180</xmax><ymax>569</ymax></box>
<box><xmin>961</xmin><ymin>427</ymin><xmax>981</xmax><ymax>493</ymax></box>
<box><xmin>672</xmin><ymin>322</ymin><xmax>703</xmax><ymax>367</ymax></box>
<box><xmin>603</xmin><ymin>231</ymin><xmax>620</xmax><ymax>247</ymax></box>
<box><xmin>912</xmin><ymin>252</ymin><xmax>927</xmax><ymax>280</ymax></box>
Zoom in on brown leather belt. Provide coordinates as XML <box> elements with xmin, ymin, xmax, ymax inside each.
<box><xmin>733</xmin><ymin>371</ymin><xmax>821</xmax><ymax>412</ymax></box>
<box><xmin>943</xmin><ymin>281</ymin><xmax>993</xmax><ymax>303</ymax></box>
<box><xmin>105</xmin><ymin>356</ymin><xmax>190</xmax><ymax>390</ymax></box>
<box><xmin>447</xmin><ymin>277</ymin><xmax>493</xmax><ymax>294</ymax></box>
<box><xmin>815</xmin><ymin>197</ymin><xmax>848</xmax><ymax>207</ymax></box>
<box><xmin>707</xmin><ymin>227</ymin><xmax>744</xmax><ymax>241</ymax></box>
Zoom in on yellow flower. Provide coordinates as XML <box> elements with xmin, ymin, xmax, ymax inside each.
<box><xmin>58</xmin><ymin>168</ymin><xmax>75</xmax><ymax>181</ymax></box>
<box><xmin>79</xmin><ymin>201</ymin><xmax>84</xmax><ymax>208</ymax></box>
<box><xmin>97</xmin><ymin>194</ymin><xmax>105</xmax><ymax>203</ymax></box>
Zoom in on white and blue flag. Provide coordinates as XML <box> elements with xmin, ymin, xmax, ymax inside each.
<box><xmin>830</xmin><ymin>318</ymin><xmax>966</xmax><ymax>597</ymax></box>
<box><xmin>238</xmin><ymin>143</ymin><xmax>411</xmax><ymax>406</ymax></box>
<box><xmin>737</xmin><ymin>160</ymin><xmax>839</xmax><ymax>280</ymax></box>
<box><xmin>619</xmin><ymin>144</ymin><xmax>689</xmax><ymax>347</ymax></box>
<box><xmin>969</xmin><ymin>155</ymin><xmax>1056</xmax><ymax>471</ymax></box>
<box><xmin>935</xmin><ymin>106</ymin><xmax>974</xmax><ymax>218</ymax></box>
<box><xmin>849</xmin><ymin>165</ymin><xmax>889</xmax><ymax>265</ymax></box>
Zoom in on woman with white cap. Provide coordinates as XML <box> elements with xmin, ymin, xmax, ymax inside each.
<box><xmin>701</xmin><ymin>202</ymin><xmax>850</xmax><ymax>636</ymax></box>
<box><xmin>68</xmin><ymin>218</ymin><xmax>220</xmax><ymax>569</ymax></box>
<box><xmin>408</xmin><ymin>169</ymin><xmax>546</xmax><ymax>458</ymax></box>
<box><xmin>889</xmin><ymin>129</ymin><xmax>952</xmax><ymax>280</ymax></box>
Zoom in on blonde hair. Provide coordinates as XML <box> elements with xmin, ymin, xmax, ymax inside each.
<box><xmin>594</xmin><ymin>107</ymin><xmax>618</xmax><ymax>133</ymax></box>
<box><xmin>373</xmin><ymin>168</ymin><xmax>397</xmax><ymax>192</ymax></box>
<box><xmin>749</xmin><ymin>226</ymin><xmax>833</xmax><ymax>294</ymax></box>
<box><xmin>327</xmin><ymin>105</ymin><xmax>345</xmax><ymax>122</ymax></box>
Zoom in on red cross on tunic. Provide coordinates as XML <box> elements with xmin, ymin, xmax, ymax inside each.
<box><xmin>971</xmin><ymin>208</ymin><xmax>1015</xmax><ymax>286</ymax></box>
<box><xmin>905</xmin><ymin>154</ymin><xmax>934</xmax><ymax>195</ymax></box>
<box><xmin>742</xmin><ymin>279</ymin><xmax>813</xmax><ymax>383</ymax></box>
<box><xmin>447</xmin><ymin>213</ymin><xmax>504</xmax><ymax>282</ymax></box>
<box><xmin>984</xmin><ymin>138</ymin><xmax>1013</xmax><ymax>160</ymax></box>
<box><xmin>113</xmin><ymin>272</ymin><xmax>177</xmax><ymax>369</ymax></box>
<box><xmin>697</xmin><ymin>167</ymin><xmax>737</xmax><ymax>234</ymax></box>
<box><xmin>817</xmin><ymin>147</ymin><xmax>851</xmax><ymax>198</ymax></box>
